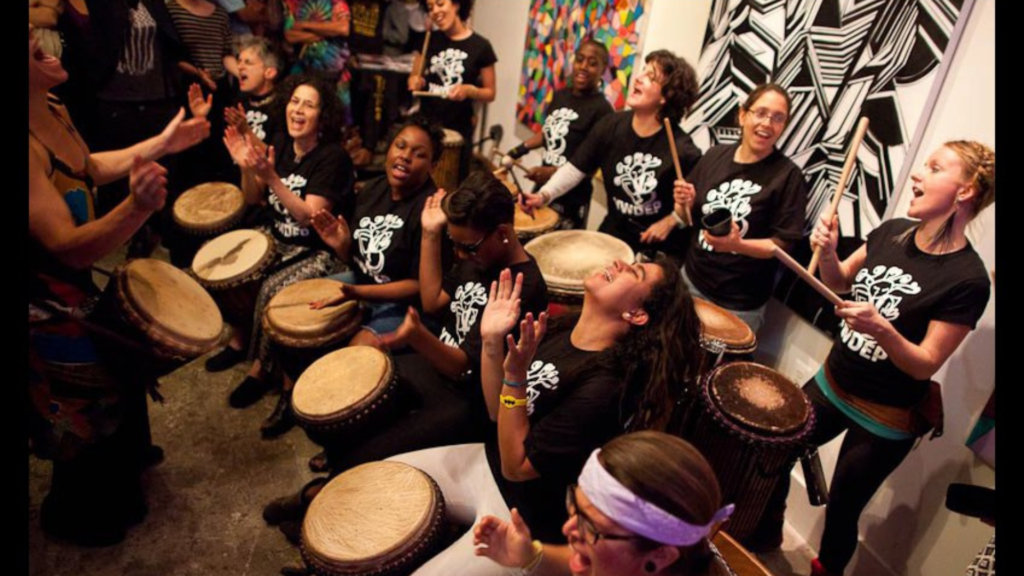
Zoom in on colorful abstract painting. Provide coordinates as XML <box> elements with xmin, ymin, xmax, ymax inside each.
<box><xmin>517</xmin><ymin>0</ymin><xmax>649</xmax><ymax>132</ymax></box>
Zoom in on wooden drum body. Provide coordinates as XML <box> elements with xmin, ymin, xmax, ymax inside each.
<box><xmin>676</xmin><ymin>362</ymin><xmax>813</xmax><ymax>542</ymax></box>
<box><xmin>262</xmin><ymin>278</ymin><xmax>363</xmax><ymax>378</ymax></box>
<box><xmin>497</xmin><ymin>171</ymin><xmax>561</xmax><ymax>241</ymax></box>
<box><xmin>191</xmin><ymin>229</ymin><xmax>277</xmax><ymax>327</ymax></box>
<box><xmin>524</xmin><ymin>230</ymin><xmax>634</xmax><ymax>304</ymax></box>
<box><xmin>430</xmin><ymin>129</ymin><xmax>464</xmax><ymax>192</ymax></box>
<box><xmin>101</xmin><ymin>258</ymin><xmax>223</xmax><ymax>375</ymax></box>
<box><xmin>694</xmin><ymin>297</ymin><xmax>757</xmax><ymax>371</ymax></box>
<box><xmin>292</xmin><ymin>346</ymin><xmax>398</xmax><ymax>447</ymax></box>
<box><xmin>301</xmin><ymin>461</ymin><xmax>447</xmax><ymax>576</ymax></box>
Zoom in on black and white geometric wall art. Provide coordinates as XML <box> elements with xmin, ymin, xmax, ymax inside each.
<box><xmin>682</xmin><ymin>0</ymin><xmax>976</xmax><ymax>331</ymax></box>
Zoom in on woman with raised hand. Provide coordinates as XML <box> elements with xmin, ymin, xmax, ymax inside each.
<box><xmin>219</xmin><ymin>72</ymin><xmax>354</xmax><ymax>436</ymax></box>
<box><xmin>28</xmin><ymin>24</ymin><xmax>209</xmax><ymax>546</ymax></box>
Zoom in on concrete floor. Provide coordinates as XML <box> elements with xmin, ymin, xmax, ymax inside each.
<box><xmin>28</xmin><ymin>247</ymin><xmax>817</xmax><ymax>576</ymax></box>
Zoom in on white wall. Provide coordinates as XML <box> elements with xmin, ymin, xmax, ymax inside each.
<box><xmin>475</xmin><ymin>2</ymin><xmax>996</xmax><ymax>574</ymax></box>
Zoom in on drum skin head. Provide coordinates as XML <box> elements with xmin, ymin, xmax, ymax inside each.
<box><xmin>441</xmin><ymin>128</ymin><xmax>464</xmax><ymax>146</ymax></box>
<box><xmin>525</xmin><ymin>230</ymin><xmax>634</xmax><ymax>297</ymax></box>
<box><xmin>292</xmin><ymin>346</ymin><xmax>392</xmax><ymax>422</ymax></box>
<box><xmin>264</xmin><ymin>279</ymin><xmax>360</xmax><ymax>341</ymax></box>
<box><xmin>303</xmin><ymin>461</ymin><xmax>439</xmax><ymax>570</ymax></box>
<box><xmin>708</xmin><ymin>362</ymin><xmax>810</xmax><ymax>435</ymax></box>
<box><xmin>173</xmin><ymin>182</ymin><xmax>245</xmax><ymax>231</ymax></box>
<box><xmin>514</xmin><ymin>205</ymin><xmax>560</xmax><ymax>234</ymax></box>
<box><xmin>121</xmin><ymin>258</ymin><xmax>223</xmax><ymax>351</ymax></box>
<box><xmin>694</xmin><ymin>298</ymin><xmax>757</xmax><ymax>353</ymax></box>
<box><xmin>192</xmin><ymin>229</ymin><xmax>272</xmax><ymax>283</ymax></box>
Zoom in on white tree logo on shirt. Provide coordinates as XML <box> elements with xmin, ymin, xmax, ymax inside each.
<box><xmin>839</xmin><ymin>265</ymin><xmax>922</xmax><ymax>362</ymax></box>
<box><xmin>439</xmin><ymin>281</ymin><xmax>488</xmax><ymax>347</ymax></box>
<box><xmin>270</xmin><ymin>174</ymin><xmax>309</xmax><ymax>238</ymax></box>
<box><xmin>525</xmin><ymin>360</ymin><xmax>560</xmax><ymax>416</ymax></box>
<box><xmin>428</xmin><ymin>48</ymin><xmax>468</xmax><ymax>94</ymax></box>
<box><xmin>699</xmin><ymin>178</ymin><xmax>761</xmax><ymax>251</ymax></box>
<box><xmin>353</xmin><ymin>214</ymin><xmax>405</xmax><ymax>283</ymax></box>
<box><xmin>613</xmin><ymin>152</ymin><xmax>662</xmax><ymax>206</ymax></box>
<box><xmin>541</xmin><ymin>108</ymin><xmax>579</xmax><ymax>166</ymax></box>
<box><xmin>246</xmin><ymin>109</ymin><xmax>269</xmax><ymax>141</ymax></box>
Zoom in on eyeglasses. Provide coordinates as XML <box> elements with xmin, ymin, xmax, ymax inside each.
<box><xmin>448</xmin><ymin>229</ymin><xmax>493</xmax><ymax>254</ymax></box>
<box><xmin>746</xmin><ymin>107</ymin><xmax>788</xmax><ymax>126</ymax></box>
<box><xmin>565</xmin><ymin>484</ymin><xmax>640</xmax><ymax>546</ymax></box>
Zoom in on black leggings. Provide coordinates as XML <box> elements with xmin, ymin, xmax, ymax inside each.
<box><xmin>757</xmin><ymin>378</ymin><xmax>916</xmax><ymax>574</ymax></box>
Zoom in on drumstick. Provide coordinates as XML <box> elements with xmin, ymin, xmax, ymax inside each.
<box><xmin>412</xmin><ymin>90</ymin><xmax>446</xmax><ymax>99</ymax></box>
<box><xmin>414</xmin><ymin>27</ymin><xmax>431</xmax><ymax>78</ymax></box>
<box><xmin>491</xmin><ymin>149</ymin><xmax>531</xmax><ymax>172</ymax></box>
<box><xmin>808</xmin><ymin>117</ymin><xmax>870</xmax><ymax>276</ymax></box>
<box><xmin>663</xmin><ymin>118</ymin><xmax>693</xmax><ymax>226</ymax></box>
<box><xmin>772</xmin><ymin>246</ymin><xmax>843</xmax><ymax>306</ymax></box>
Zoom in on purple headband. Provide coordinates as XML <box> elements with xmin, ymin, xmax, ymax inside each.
<box><xmin>577</xmin><ymin>449</ymin><xmax>734</xmax><ymax>547</ymax></box>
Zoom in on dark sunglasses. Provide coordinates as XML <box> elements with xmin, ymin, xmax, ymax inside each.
<box><xmin>448</xmin><ymin>229</ymin><xmax>494</xmax><ymax>254</ymax></box>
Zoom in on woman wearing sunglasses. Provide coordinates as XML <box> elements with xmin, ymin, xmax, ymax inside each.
<box><xmin>672</xmin><ymin>83</ymin><xmax>808</xmax><ymax>333</ymax></box>
<box><xmin>474</xmin><ymin>431</ymin><xmax>734</xmax><ymax>576</ymax></box>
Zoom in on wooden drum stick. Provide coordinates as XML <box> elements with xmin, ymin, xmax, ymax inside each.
<box><xmin>414</xmin><ymin>28</ymin><xmax>432</xmax><ymax>78</ymax></box>
<box><xmin>412</xmin><ymin>90</ymin><xmax>445</xmax><ymax>99</ymax></box>
<box><xmin>664</xmin><ymin>118</ymin><xmax>693</xmax><ymax>226</ymax></box>
<box><xmin>808</xmin><ymin>117</ymin><xmax>870</xmax><ymax>276</ymax></box>
<box><xmin>773</xmin><ymin>246</ymin><xmax>843</xmax><ymax>306</ymax></box>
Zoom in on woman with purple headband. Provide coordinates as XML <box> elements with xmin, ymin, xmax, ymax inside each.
<box><xmin>474</xmin><ymin>431</ymin><xmax>735</xmax><ymax>576</ymax></box>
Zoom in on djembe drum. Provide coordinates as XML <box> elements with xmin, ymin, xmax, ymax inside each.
<box><xmin>262</xmin><ymin>278</ymin><xmax>363</xmax><ymax>380</ymax></box>
<box><xmin>524</xmin><ymin>230</ymin><xmax>634</xmax><ymax>304</ymax></box>
<box><xmin>173</xmin><ymin>182</ymin><xmax>247</xmax><ymax>239</ymax></box>
<box><xmin>677</xmin><ymin>362</ymin><xmax>814</xmax><ymax>542</ymax></box>
<box><xmin>693</xmin><ymin>297</ymin><xmax>757</xmax><ymax>372</ymax></box>
<box><xmin>101</xmin><ymin>258</ymin><xmax>223</xmax><ymax>375</ymax></box>
<box><xmin>301</xmin><ymin>461</ymin><xmax>446</xmax><ymax>576</ymax></box>
<box><xmin>291</xmin><ymin>346</ymin><xmax>399</xmax><ymax>447</ymax></box>
<box><xmin>495</xmin><ymin>170</ymin><xmax>561</xmax><ymax>240</ymax></box>
<box><xmin>191</xmin><ymin>229</ymin><xmax>277</xmax><ymax>327</ymax></box>
<box><xmin>430</xmin><ymin>129</ymin><xmax>464</xmax><ymax>192</ymax></box>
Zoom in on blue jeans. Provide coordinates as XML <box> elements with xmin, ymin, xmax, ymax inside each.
<box><xmin>325</xmin><ymin>271</ymin><xmax>407</xmax><ymax>336</ymax></box>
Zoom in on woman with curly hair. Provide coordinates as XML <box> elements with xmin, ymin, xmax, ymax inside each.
<box><xmin>520</xmin><ymin>49</ymin><xmax>702</xmax><ymax>256</ymax></box>
<box><xmin>347</xmin><ymin>266</ymin><xmax>703</xmax><ymax>575</ymax></box>
<box><xmin>219</xmin><ymin>73</ymin><xmax>355</xmax><ymax>435</ymax></box>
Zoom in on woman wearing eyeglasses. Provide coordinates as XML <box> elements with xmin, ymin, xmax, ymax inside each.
<box><xmin>519</xmin><ymin>50</ymin><xmax>702</xmax><ymax>256</ymax></box>
<box><xmin>672</xmin><ymin>83</ymin><xmax>808</xmax><ymax>333</ymax></box>
<box><xmin>474</xmin><ymin>431</ymin><xmax>734</xmax><ymax>576</ymax></box>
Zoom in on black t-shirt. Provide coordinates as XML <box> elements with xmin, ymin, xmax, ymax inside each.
<box><xmin>239</xmin><ymin>93</ymin><xmax>280</xmax><ymax>144</ymax></box>
<box><xmin>420</xmin><ymin>32</ymin><xmax>497</xmax><ymax>138</ymax></box>
<box><xmin>571</xmin><ymin>111</ymin><xmax>701</xmax><ymax>247</ymax></box>
<box><xmin>538</xmin><ymin>88</ymin><xmax>613</xmax><ymax>211</ymax></box>
<box><xmin>827</xmin><ymin>218</ymin><xmax>990</xmax><ymax>407</ymax></box>
<box><xmin>438</xmin><ymin>256</ymin><xmax>549</xmax><ymax>375</ymax></box>
<box><xmin>486</xmin><ymin>324</ymin><xmax>624</xmax><ymax>542</ymax></box>
<box><xmin>350</xmin><ymin>175</ymin><xmax>434</xmax><ymax>288</ymax></box>
<box><xmin>684</xmin><ymin>143</ymin><xmax>808</xmax><ymax>310</ymax></box>
<box><xmin>267</xmin><ymin>133</ymin><xmax>355</xmax><ymax>249</ymax></box>
<box><xmin>348</xmin><ymin>0</ymin><xmax>386</xmax><ymax>54</ymax></box>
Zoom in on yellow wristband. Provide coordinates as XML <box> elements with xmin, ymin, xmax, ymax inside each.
<box><xmin>500</xmin><ymin>394</ymin><xmax>528</xmax><ymax>409</ymax></box>
<box><xmin>518</xmin><ymin>540</ymin><xmax>544</xmax><ymax>575</ymax></box>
